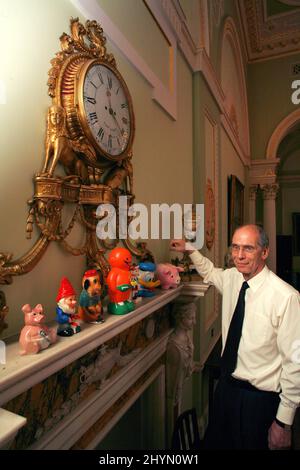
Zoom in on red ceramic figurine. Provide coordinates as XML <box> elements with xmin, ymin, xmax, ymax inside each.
<box><xmin>19</xmin><ymin>304</ymin><xmax>57</xmax><ymax>355</ymax></box>
<box><xmin>107</xmin><ymin>247</ymin><xmax>135</xmax><ymax>315</ymax></box>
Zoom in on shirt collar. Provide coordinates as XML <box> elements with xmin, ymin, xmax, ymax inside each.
<box><xmin>246</xmin><ymin>265</ymin><xmax>269</xmax><ymax>293</ymax></box>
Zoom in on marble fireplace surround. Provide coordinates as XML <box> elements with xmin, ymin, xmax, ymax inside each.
<box><xmin>0</xmin><ymin>281</ymin><xmax>209</xmax><ymax>449</ymax></box>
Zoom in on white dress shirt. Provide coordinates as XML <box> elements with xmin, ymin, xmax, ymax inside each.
<box><xmin>190</xmin><ymin>250</ymin><xmax>300</xmax><ymax>424</ymax></box>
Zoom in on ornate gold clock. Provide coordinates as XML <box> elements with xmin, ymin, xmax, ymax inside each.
<box><xmin>77</xmin><ymin>60</ymin><xmax>134</xmax><ymax>161</ymax></box>
<box><xmin>44</xmin><ymin>18</ymin><xmax>135</xmax><ymax>177</ymax></box>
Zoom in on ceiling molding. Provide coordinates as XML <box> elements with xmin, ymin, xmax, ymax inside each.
<box><xmin>237</xmin><ymin>0</ymin><xmax>300</xmax><ymax>63</ymax></box>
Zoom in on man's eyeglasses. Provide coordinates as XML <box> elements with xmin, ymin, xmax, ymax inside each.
<box><xmin>231</xmin><ymin>244</ymin><xmax>258</xmax><ymax>254</ymax></box>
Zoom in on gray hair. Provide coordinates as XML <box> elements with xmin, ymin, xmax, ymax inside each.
<box><xmin>255</xmin><ymin>224</ymin><xmax>269</xmax><ymax>248</ymax></box>
<box><xmin>234</xmin><ymin>224</ymin><xmax>269</xmax><ymax>249</ymax></box>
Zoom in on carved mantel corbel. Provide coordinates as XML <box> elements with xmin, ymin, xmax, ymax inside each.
<box><xmin>166</xmin><ymin>299</ymin><xmax>202</xmax><ymax>445</ymax></box>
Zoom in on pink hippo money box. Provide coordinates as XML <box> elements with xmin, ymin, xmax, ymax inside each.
<box><xmin>19</xmin><ymin>304</ymin><xmax>57</xmax><ymax>355</ymax></box>
<box><xmin>156</xmin><ymin>263</ymin><xmax>184</xmax><ymax>289</ymax></box>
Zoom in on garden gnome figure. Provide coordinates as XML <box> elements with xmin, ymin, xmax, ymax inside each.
<box><xmin>56</xmin><ymin>277</ymin><xmax>81</xmax><ymax>337</ymax></box>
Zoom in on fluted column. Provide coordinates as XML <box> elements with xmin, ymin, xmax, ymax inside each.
<box><xmin>261</xmin><ymin>183</ymin><xmax>279</xmax><ymax>273</ymax></box>
<box><xmin>249</xmin><ymin>185</ymin><xmax>258</xmax><ymax>224</ymax></box>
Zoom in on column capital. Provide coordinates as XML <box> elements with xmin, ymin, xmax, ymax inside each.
<box><xmin>249</xmin><ymin>184</ymin><xmax>259</xmax><ymax>201</ymax></box>
<box><xmin>261</xmin><ymin>183</ymin><xmax>279</xmax><ymax>200</ymax></box>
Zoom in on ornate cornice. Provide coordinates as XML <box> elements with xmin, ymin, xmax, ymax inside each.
<box><xmin>249</xmin><ymin>158</ymin><xmax>280</xmax><ymax>185</ymax></box>
<box><xmin>237</xmin><ymin>0</ymin><xmax>300</xmax><ymax>63</ymax></box>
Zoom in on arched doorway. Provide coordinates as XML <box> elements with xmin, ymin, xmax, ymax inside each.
<box><xmin>266</xmin><ymin>109</ymin><xmax>300</xmax><ymax>287</ymax></box>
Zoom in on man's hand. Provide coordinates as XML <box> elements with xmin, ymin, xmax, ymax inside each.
<box><xmin>268</xmin><ymin>420</ymin><xmax>292</xmax><ymax>450</ymax></box>
<box><xmin>170</xmin><ymin>239</ymin><xmax>195</xmax><ymax>253</ymax></box>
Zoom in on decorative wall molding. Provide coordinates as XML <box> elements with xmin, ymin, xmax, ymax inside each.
<box><xmin>195</xmin><ymin>47</ymin><xmax>225</xmax><ymax>109</ymax></box>
<box><xmin>266</xmin><ymin>109</ymin><xmax>300</xmax><ymax>160</ymax></box>
<box><xmin>71</xmin><ymin>0</ymin><xmax>177</xmax><ymax>119</ymax></box>
<box><xmin>200</xmin><ymin>0</ymin><xmax>210</xmax><ymax>57</ymax></box>
<box><xmin>220</xmin><ymin>16</ymin><xmax>250</xmax><ymax>158</ymax></box>
<box><xmin>85</xmin><ymin>365</ymin><xmax>166</xmax><ymax>450</ymax></box>
<box><xmin>70</xmin><ymin>1</ymin><xmax>250</xmax><ymax>166</ymax></box>
<box><xmin>211</xmin><ymin>0</ymin><xmax>225</xmax><ymax>27</ymax></box>
<box><xmin>30</xmin><ymin>335</ymin><xmax>168</xmax><ymax>449</ymax></box>
<box><xmin>278</xmin><ymin>174</ymin><xmax>300</xmax><ymax>184</ymax></box>
<box><xmin>220</xmin><ymin>114</ymin><xmax>250</xmax><ymax>167</ymax></box>
<box><xmin>203</xmin><ymin>109</ymin><xmax>221</xmax><ymax>331</ymax></box>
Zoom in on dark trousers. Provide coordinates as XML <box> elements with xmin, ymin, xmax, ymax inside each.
<box><xmin>203</xmin><ymin>376</ymin><xmax>280</xmax><ymax>450</ymax></box>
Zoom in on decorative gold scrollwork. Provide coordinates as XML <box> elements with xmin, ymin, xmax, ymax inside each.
<box><xmin>0</xmin><ymin>18</ymin><xmax>153</xmax><ymax>327</ymax></box>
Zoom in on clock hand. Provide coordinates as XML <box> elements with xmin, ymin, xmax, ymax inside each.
<box><xmin>111</xmin><ymin>110</ymin><xmax>124</xmax><ymax>135</ymax></box>
<box><xmin>106</xmin><ymin>89</ymin><xmax>126</xmax><ymax>142</ymax></box>
<box><xmin>106</xmin><ymin>89</ymin><xmax>124</xmax><ymax>136</ymax></box>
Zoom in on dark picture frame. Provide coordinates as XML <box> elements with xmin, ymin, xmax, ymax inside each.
<box><xmin>292</xmin><ymin>213</ymin><xmax>300</xmax><ymax>255</ymax></box>
<box><xmin>228</xmin><ymin>175</ymin><xmax>244</xmax><ymax>244</ymax></box>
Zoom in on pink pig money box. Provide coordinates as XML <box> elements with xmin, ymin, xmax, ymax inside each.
<box><xmin>19</xmin><ymin>304</ymin><xmax>57</xmax><ymax>355</ymax></box>
<box><xmin>156</xmin><ymin>263</ymin><xmax>184</xmax><ymax>289</ymax></box>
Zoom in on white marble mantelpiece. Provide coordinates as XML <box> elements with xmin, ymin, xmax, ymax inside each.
<box><xmin>181</xmin><ymin>280</ymin><xmax>211</xmax><ymax>298</ymax></box>
<box><xmin>0</xmin><ymin>287</ymin><xmax>184</xmax><ymax>407</ymax></box>
<box><xmin>0</xmin><ymin>408</ymin><xmax>26</xmax><ymax>449</ymax></box>
<box><xmin>0</xmin><ymin>280</ymin><xmax>210</xmax><ymax>449</ymax></box>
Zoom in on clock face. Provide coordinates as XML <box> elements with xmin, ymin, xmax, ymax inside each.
<box><xmin>78</xmin><ymin>61</ymin><xmax>133</xmax><ymax>159</ymax></box>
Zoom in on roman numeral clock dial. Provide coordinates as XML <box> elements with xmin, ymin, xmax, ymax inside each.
<box><xmin>78</xmin><ymin>61</ymin><xmax>133</xmax><ymax>161</ymax></box>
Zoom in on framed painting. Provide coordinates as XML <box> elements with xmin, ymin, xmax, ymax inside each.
<box><xmin>228</xmin><ymin>175</ymin><xmax>244</xmax><ymax>244</ymax></box>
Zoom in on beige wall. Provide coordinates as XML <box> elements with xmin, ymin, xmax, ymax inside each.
<box><xmin>248</xmin><ymin>52</ymin><xmax>300</xmax><ymax>159</ymax></box>
<box><xmin>220</xmin><ymin>128</ymin><xmax>245</xmax><ymax>251</ymax></box>
<box><xmin>0</xmin><ymin>0</ymin><xmax>193</xmax><ymax>338</ymax></box>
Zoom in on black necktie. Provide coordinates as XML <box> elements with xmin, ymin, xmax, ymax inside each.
<box><xmin>221</xmin><ymin>281</ymin><xmax>249</xmax><ymax>377</ymax></box>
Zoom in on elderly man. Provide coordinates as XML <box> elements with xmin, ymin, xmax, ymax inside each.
<box><xmin>170</xmin><ymin>224</ymin><xmax>300</xmax><ymax>450</ymax></box>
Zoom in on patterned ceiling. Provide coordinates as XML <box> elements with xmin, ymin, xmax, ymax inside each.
<box><xmin>238</xmin><ymin>0</ymin><xmax>300</xmax><ymax>62</ymax></box>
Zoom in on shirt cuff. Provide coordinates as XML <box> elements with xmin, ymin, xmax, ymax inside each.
<box><xmin>189</xmin><ymin>249</ymin><xmax>203</xmax><ymax>262</ymax></box>
<box><xmin>276</xmin><ymin>402</ymin><xmax>297</xmax><ymax>425</ymax></box>
<box><xmin>185</xmin><ymin>242</ymin><xmax>197</xmax><ymax>253</ymax></box>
